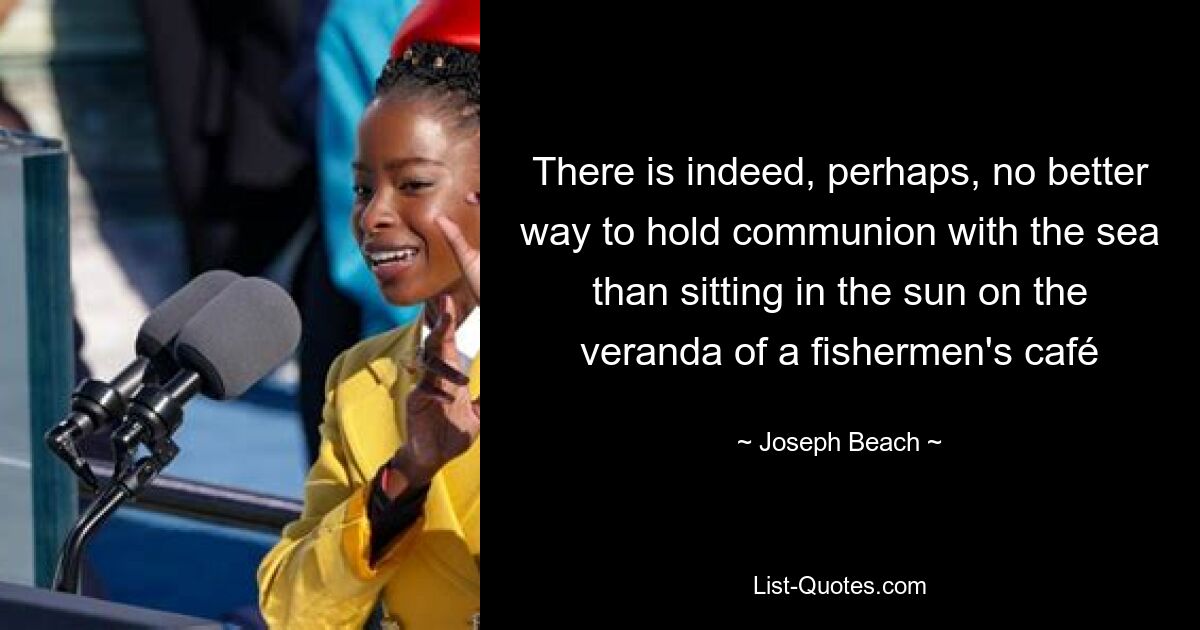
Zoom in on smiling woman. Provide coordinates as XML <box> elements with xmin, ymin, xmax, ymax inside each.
<box><xmin>257</xmin><ymin>1</ymin><xmax>482</xmax><ymax>628</ymax></box>
<box><xmin>349</xmin><ymin>71</ymin><xmax>480</xmax><ymax>306</ymax></box>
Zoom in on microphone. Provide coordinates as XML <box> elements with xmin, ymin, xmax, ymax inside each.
<box><xmin>52</xmin><ymin>277</ymin><xmax>298</xmax><ymax>595</ymax></box>
<box><xmin>110</xmin><ymin>277</ymin><xmax>301</xmax><ymax>466</ymax></box>
<box><xmin>45</xmin><ymin>269</ymin><xmax>242</xmax><ymax>488</ymax></box>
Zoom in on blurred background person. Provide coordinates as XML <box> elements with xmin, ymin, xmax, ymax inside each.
<box><xmin>134</xmin><ymin>0</ymin><xmax>313</xmax><ymax>278</ymax></box>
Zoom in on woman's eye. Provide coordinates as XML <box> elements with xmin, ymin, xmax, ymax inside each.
<box><xmin>352</xmin><ymin>185</ymin><xmax>373</xmax><ymax>202</ymax></box>
<box><xmin>399</xmin><ymin>180</ymin><xmax>434</xmax><ymax>194</ymax></box>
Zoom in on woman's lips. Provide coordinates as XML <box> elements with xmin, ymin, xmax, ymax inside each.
<box><xmin>365</xmin><ymin>246</ymin><xmax>420</xmax><ymax>282</ymax></box>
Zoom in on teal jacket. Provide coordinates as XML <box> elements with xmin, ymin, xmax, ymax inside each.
<box><xmin>317</xmin><ymin>0</ymin><xmax>422</xmax><ymax>334</ymax></box>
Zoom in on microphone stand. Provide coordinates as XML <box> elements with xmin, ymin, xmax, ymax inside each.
<box><xmin>51</xmin><ymin>369</ymin><xmax>201</xmax><ymax>593</ymax></box>
<box><xmin>45</xmin><ymin>363</ymin><xmax>150</xmax><ymax>491</ymax></box>
<box><xmin>51</xmin><ymin>436</ymin><xmax>180</xmax><ymax>594</ymax></box>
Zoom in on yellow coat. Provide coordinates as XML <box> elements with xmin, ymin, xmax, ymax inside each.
<box><xmin>258</xmin><ymin>323</ymin><xmax>480</xmax><ymax>629</ymax></box>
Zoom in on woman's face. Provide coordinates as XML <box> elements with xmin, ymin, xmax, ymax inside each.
<box><xmin>352</xmin><ymin>95</ymin><xmax>480</xmax><ymax>306</ymax></box>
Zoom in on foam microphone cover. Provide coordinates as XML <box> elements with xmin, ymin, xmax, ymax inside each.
<box><xmin>136</xmin><ymin>269</ymin><xmax>242</xmax><ymax>357</ymax></box>
<box><xmin>172</xmin><ymin>277</ymin><xmax>302</xmax><ymax>400</ymax></box>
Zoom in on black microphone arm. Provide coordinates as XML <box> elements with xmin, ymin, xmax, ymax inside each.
<box><xmin>110</xmin><ymin>370</ymin><xmax>203</xmax><ymax>477</ymax></box>
<box><xmin>52</xmin><ymin>437</ymin><xmax>180</xmax><ymax>594</ymax></box>
<box><xmin>44</xmin><ymin>358</ymin><xmax>151</xmax><ymax>490</ymax></box>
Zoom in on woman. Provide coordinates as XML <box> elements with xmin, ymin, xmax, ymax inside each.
<box><xmin>257</xmin><ymin>1</ymin><xmax>480</xmax><ymax>627</ymax></box>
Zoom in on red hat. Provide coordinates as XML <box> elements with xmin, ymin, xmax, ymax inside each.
<box><xmin>390</xmin><ymin>0</ymin><xmax>480</xmax><ymax>59</ymax></box>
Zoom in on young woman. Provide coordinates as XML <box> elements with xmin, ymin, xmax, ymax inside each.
<box><xmin>257</xmin><ymin>1</ymin><xmax>480</xmax><ymax>627</ymax></box>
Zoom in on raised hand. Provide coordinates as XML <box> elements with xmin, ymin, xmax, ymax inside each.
<box><xmin>436</xmin><ymin>215</ymin><xmax>479</xmax><ymax>304</ymax></box>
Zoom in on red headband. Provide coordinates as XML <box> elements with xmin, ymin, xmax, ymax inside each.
<box><xmin>390</xmin><ymin>0</ymin><xmax>480</xmax><ymax>59</ymax></box>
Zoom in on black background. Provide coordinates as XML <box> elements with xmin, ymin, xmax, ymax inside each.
<box><xmin>488</xmin><ymin>8</ymin><xmax>1190</xmax><ymax>625</ymax></box>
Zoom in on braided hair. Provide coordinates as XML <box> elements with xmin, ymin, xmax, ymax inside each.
<box><xmin>375</xmin><ymin>41</ymin><xmax>479</xmax><ymax>132</ymax></box>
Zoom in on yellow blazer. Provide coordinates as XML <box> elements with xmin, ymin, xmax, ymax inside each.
<box><xmin>258</xmin><ymin>323</ymin><xmax>480</xmax><ymax>629</ymax></box>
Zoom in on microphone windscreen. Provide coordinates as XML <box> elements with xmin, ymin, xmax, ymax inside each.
<box><xmin>172</xmin><ymin>277</ymin><xmax>302</xmax><ymax>400</ymax></box>
<box><xmin>136</xmin><ymin>270</ymin><xmax>242</xmax><ymax>357</ymax></box>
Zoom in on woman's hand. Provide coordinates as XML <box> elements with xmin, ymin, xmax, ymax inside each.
<box><xmin>387</xmin><ymin>294</ymin><xmax>480</xmax><ymax>498</ymax></box>
<box><xmin>436</xmin><ymin>215</ymin><xmax>479</xmax><ymax>304</ymax></box>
